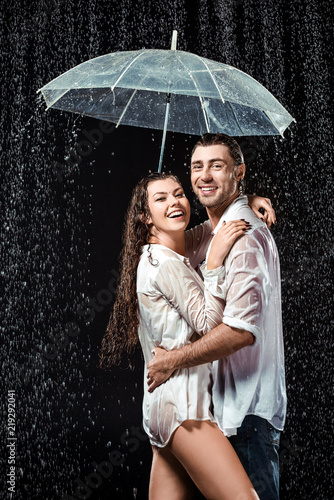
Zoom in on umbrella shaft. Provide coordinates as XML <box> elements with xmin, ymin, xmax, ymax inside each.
<box><xmin>158</xmin><ymin>94</ymin><xmax>171</xmax><ymax>173</ymax></box>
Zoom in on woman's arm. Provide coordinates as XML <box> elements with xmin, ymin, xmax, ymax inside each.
<box><xmin>154</xmin><ymin>258</ymin><xmax>225</xmax><ymax>336</ymax></box>
<box><xmin>206</xmin><ymin>220</ymin><xmax>250</xmax><ymax>270</ymax></box>
<box><xmin>200</xmin><ymin>220</ymin><xmax>250</xmax><ymax>302</ymax></box>
<box><xmin>185</xmin><ymin>196</ymin><xmax>275</xmax><ymax>260</ymax></box>
<box><xmin>155</xmin><ymin>221</ymin><xmax>250</xmax><ymax>336</ymax></box>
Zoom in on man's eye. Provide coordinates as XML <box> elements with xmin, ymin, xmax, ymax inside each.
<box><xmin>212</xmin><ymin>164</ymin><xmax>222</xmax><ymax>169</ymax></box>
<box><xmin>192</xmin><ymin>165</ymin><xmax>201</xmax><ymax>170</ymax></box>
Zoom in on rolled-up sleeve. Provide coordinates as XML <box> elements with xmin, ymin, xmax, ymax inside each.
<box><xmin>222</xmin><ymin>231</ymin><xmax>271</xmax><ymax>342</ymax></box>
<box><xmin>200</xmin><ymin>264</ymin><xmax>228</xmax><ymax>302</ymax></box>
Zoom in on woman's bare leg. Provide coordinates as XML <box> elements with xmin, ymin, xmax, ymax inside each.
<box><xmin>168</xmin><ymin>420</ymin><xmax>259</xmax><ymax>500</ymax></box>
<box><xmin>149</xmin><ymin>445</ymin><xmax>195</xmax><ymax>500</ymax></box>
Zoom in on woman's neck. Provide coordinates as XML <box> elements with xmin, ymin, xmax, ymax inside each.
<box><xmin>149</xmin><ymin>232</ymin><xmax>186</xmax><ymax>256</ymax></box>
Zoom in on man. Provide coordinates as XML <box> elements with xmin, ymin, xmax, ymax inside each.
<box><xmin>147</xmin><ymin>133</ymin><xmax>287</xmax><ymax>500</ymax></box>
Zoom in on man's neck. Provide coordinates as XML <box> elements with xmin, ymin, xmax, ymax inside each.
<box><xmin>206</xmin><ymin>191</ymin><xmax>240</xmax><ymax>231</ymax></box>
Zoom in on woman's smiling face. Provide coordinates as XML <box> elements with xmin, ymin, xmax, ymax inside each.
<box><xmin>146</xmin><ymin>178</ymin><xmax>191</xmax><ymax>240</ymax></box>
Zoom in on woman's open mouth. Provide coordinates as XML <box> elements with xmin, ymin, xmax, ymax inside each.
<box><xmin>167</xmin><ymin>210</ymin><xmax>184</xmax><ymax>219</ymax></box>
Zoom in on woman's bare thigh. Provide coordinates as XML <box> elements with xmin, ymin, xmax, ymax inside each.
<box><xmin>168</xmin><ymin>420</ymin><xmax>259</xmax><ymax>500</ymax></box>
<box><xmin>149</xmin><ymin>445</ymin><xmax>195</xmax><ymax>500</ymax></box>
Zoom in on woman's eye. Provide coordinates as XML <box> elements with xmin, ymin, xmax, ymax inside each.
<box><xmin>176</xmin><ymin>193</ymin><xmax>185</xmax><ymax>197</ymax></box>
<box><xmin>156</xmin><ymin>197</ymin><xmax>165</xmax><ymax>202</ymax></box>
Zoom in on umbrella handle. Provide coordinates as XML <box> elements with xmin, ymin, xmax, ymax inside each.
<box><xmin>171</xmin><ymin>30</ymin><xmax>178</xmax><ymax>50</ymax></box>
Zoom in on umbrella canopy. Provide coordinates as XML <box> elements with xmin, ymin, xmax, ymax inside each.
<box><xmin>38</xmin><ymin>31</ymin><xmax>295</xmax><ymax>171</ymax></box>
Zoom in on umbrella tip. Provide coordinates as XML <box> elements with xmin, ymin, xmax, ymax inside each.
<box><xmin>171</xmin><ymin>30</ymin><xmax>178</xmax><ymax>50</ymax></box>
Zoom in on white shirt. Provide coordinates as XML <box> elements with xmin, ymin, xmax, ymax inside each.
<box><xmin>137</xmin><ymin>243</ymin><xmax>225</xmax><ymax>447</ymax></box>
<box><xmin>186</xmin><ymin>195</ymin><xmax>287</xmax><ymax>435</ymax></box>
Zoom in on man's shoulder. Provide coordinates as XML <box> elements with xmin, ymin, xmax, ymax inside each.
<box><xmin>186</xmin><ymin>219</ymin><xmax>212</xmax><ymax>241</ymax></box>
<box><xmin>185</xmin><ymin>219</ymin><xmax>212</xmax><ymax>264</ymax></box>
<box><xmin>225</xmin><ymin>203</ymin><xmax>263</xmax><ymax>232</ymax></box>
<box><xmin>230</xmin><ymin>224</ymin><xmax>277</xmax><ymax>262</ymax></box>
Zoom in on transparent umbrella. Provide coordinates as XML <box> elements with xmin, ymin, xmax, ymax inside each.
<box><xmin>38</xmin><ymin>31</ymin><xmax>295</xmax><ymax>172</ymax></box>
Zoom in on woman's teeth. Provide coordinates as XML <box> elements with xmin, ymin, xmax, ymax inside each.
<box><xmin>167</xmin><ymin>211</ymin><xmax>183</xmax><ymax>218</ymax></box>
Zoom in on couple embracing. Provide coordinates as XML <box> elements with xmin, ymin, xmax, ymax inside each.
<box><xmin>100</xmin><ymin>133</ymin><xmax>286</xmax><ymax>500</ymax></box>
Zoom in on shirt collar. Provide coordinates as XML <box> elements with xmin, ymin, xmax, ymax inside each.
<box><xmin>142</xmin><ymin>243</ymin><xmax>190</xmax><ymax>264</ymax></box>
<box><xmin>212</xmin><ymin>195</ymin><xmax>248</xmax><ymax>235</ymax></box>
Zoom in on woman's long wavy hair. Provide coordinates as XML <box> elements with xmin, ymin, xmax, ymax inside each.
<box><xmin>99</xmin><ymin>172</ymin><xmax>182</xmax><ymax>369</ymax></box>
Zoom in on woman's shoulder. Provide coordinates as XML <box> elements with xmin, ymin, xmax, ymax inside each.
<box><xmin>137</xmin><ymin>244</ymin><xmax>187</xmax><ymax>292</ymax></box>
<box><xmin>141</xmin><ymin>244</ymin><xmax>185</xmax><ymax>266</ymax></box>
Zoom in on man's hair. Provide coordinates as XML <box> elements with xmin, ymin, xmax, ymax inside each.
<box><xmin>192</xmin><ymin>133</ymin><xmax>244</xmax><ymax>166</ymax></box>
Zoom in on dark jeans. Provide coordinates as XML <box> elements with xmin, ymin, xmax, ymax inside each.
<box><xmin>228</xmin><ymin>415</ymin><xmax>281</xmax><ymax>500</ymax></box>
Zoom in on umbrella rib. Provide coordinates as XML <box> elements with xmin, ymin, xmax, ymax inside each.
<box><xmin>115</xmin><ymin>88</ymin><xmax>138</xmax><ymax>127</ymax></box>
<box><xmin>263</xmin><ymin>110</ymin><xmax>285</xmax><ymax>137</ymax></box>
<box><xmin>114</xmin><ymin>58</ymin><xmax>163</xmax><ymax>127</ymax></box>
<box><xmin>174</xmin><ymin>53</ymin><xmax>210</xmax><ymax>132</ymax></box>
<box><xmin>191</xmin><ymin>53</ymin><xmax>226</xmax><ymax>104</ymax></box>
<box><xmin>37</xmin><ymin>51</ymin><xmax>146</xmax><ymax>109</ymax></box>
<box><xmin>111</xmin><ymin>49</ymin><xmax>146</xmax><ymax>91</ymax></box>
<box><xmin>226</xmin><ymin>102</ymin><xmax>245</xmax><ymax>136</ymax></box>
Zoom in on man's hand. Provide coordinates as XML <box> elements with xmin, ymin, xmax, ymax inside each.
<box><xmin>146</xmin><ymin>347</ymin><xmax>175</xmax><ymax>393</ymax></box>
<box><xmin>146</xmin><ymin>326</ymin><xmax>254</xmax><ymax>393</ymax></box>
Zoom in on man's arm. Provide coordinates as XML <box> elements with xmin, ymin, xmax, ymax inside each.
<box><xmin>146</xmin><ymin>322</ymin><xmax>254</xmax><ymax>392</ymax></box>
<box><xmin>148</xmin><ymin>229</ymin><xmax>268</xmax><ymax>391</ymax></box>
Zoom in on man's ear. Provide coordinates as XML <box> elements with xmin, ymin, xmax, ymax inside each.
<box><xmin>236</xmin><ymin>163</ymin><xmax>246</xmax><ymax>182</ymax></box>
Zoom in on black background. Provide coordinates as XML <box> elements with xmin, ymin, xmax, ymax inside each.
<box><xmin>1</xmin><ymin>1</ymin><xmax>333</xmax><ymax>499</ymax></box>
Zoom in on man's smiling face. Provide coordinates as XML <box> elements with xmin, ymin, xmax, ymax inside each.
<box><xmin>190</xmin><ymin>144</ymin><xmax>242</xmax><ymax>208</ymax></box>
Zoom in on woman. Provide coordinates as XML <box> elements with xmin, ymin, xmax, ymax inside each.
<box><xmin>100</xmin><ymin>172</ymin><xmax>272</xmax><ymax>499</ymax></box>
